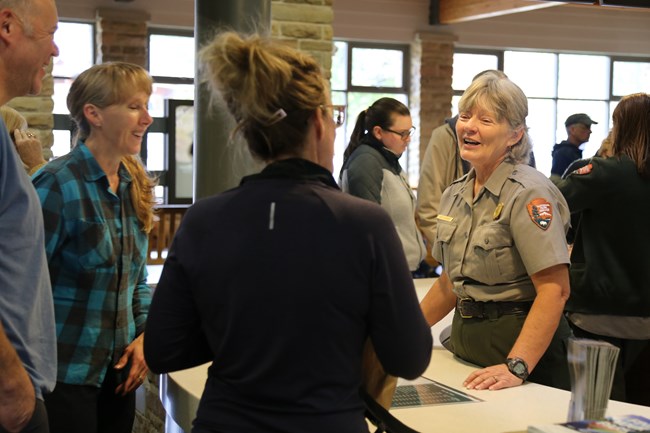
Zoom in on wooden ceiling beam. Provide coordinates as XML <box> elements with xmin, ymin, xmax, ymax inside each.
<box><xmin>438</xmin><ymin>0</ymin><xmax>569</xmax><ymax>24</ymax></box>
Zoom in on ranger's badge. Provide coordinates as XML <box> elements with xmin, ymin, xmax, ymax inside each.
<box><xmin>527</xmin><ymin>198</ymin><xmax>552</xmax><ymax>230</ymax></box>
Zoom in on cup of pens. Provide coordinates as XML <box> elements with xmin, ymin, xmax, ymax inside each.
<box><xmin>566</xmin><ymin>337</ymin><xmax>620</xmax><ymax>422</ymax></box>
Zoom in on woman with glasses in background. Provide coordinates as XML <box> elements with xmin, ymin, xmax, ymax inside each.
<box><xmin>340</xmin><ymin>97</ymin><xmax>426</xmax><ymax>274</ymax></box>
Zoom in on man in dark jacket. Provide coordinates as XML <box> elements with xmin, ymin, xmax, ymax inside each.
<box><xmin>550</xmin><ymin>113</ymin><xmax>598</xmax><ymax>183</ymax></box>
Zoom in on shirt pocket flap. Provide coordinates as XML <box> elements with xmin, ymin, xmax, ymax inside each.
<box><xmin>471</xmin><ymin>224</ymin><xmax>512</xmax><ymax>251</ymax></box>
<box><xmin>436</xmin><ymin>220</ymin><xmax>457</xmax><ymax>243</ymax></box>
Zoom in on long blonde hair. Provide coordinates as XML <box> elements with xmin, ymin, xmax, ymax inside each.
<box><xmin>67</xmin><ymin>62</ymin><xmax>156</xmax><ymax>233</ymax></box>
<box><xmin>0</xmin><ymin>105</ymin><xmax>31</xmax><ymax>170</ymax></box>
<box><xmin>0</xmin><ymin>105</ymin><xmax>28</xmax><ymax>139</ymax></box>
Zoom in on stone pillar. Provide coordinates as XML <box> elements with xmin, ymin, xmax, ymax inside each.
<box><xmin>411</xmin><ymin>31</ymin><xmax>457</xmax><ymax>174</ymax></box>
<box><xmin>7</xmin><ymin>63</ymin><xmax>55</xmax><ymax>160</ymax></box>
<box><xmin>271</xmin><ymin>0</ymin><xmax>334</xmax><ymax>79</ymax></box>
<box><xmin>96</xmin><ymin>8</ymin><xmax>150</xmax><ymax>66</ymax></box>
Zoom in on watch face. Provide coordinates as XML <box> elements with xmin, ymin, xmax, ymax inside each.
<box><xmin>507</xmin><ymin>358</ymin><xmax>529</xmax><ymax>380</ymax></box>
<box><xmin>512</xmin><ymin>362</ymin><xmax>526</xmax><ymax>375</ymax></box>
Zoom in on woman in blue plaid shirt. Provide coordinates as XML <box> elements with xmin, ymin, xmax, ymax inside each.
<box><xmin>32</xmin><ymin>62</ymin><xmax>156</xmax><ymax>433</ymax></box>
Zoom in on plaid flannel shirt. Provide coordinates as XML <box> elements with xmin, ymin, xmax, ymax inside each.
<box><xmin>33</xmin><ymin>142</ymin><xmax>151</xmax><ymax>386</ymax></box>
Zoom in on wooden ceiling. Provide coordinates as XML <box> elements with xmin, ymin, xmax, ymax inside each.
<box><xmin>435</xmin><ymin>0</ymin><xmax>649</xmax><ymax>24</ymax></box>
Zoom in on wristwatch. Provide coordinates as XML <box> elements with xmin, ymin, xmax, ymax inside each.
<box><xmin>506</xmin><ymin>357</ymin><xmax>529</xmax><ymax>381</ymax></box>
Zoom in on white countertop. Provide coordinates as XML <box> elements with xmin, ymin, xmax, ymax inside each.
<box><xmin>157</xmin><ymin>277</ymin><xmax>650</xmax><ymax>433</ymax></box>
<box><xmin>161</xmin><ymin>348</ymin><xmax>650</xmax><ymax>433</ymax></box>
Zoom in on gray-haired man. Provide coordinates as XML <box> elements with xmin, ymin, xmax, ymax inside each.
<box><xmin>0</xmin><ymin>0</ymin><xmax>59</xmax><ymax>431</ymax></box>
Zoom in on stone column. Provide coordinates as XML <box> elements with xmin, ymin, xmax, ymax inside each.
<box><xmin>96</xmin><ymin>8</ymin><xmax>150</xmax><ymax>66</ymax></box>
<box><xmin>7</xmin><ymin>63</ymin><xmax>55</xmax><ymax>160</ymax></box>
<box><xmin>411</xmin><ymin>31</ymin><xmax>457</xmax><ymax>175</ymax></box>
<box><xmin>271</xmin><ymin>0</ymin><xmax>334</xmax><ymax>79</ymax></box>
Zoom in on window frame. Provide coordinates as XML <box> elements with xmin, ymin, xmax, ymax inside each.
<box><xmin>51</xmin><ymin>20</ymin><xmax>96</xmax><ymax>81</ymax></box>
<box><xmin>146</xmin><ymin>28</ymin><xmax>195</xmax><ymax>204</ymax></box>
<box><xmin>52</xmin><ymin>20</ymin><xmax>96</xmax><ymax>155</ymax></box>
<box><xmin>342</xmin><ymin>41</ymin><xmax>411</xmax><ymax>95</ymax></box>
<box><xmin>452</xmin><ymin>48</ymin><xmax>504</xmax><ymax>98</ymax></box>
<box><xmin>165</xmin><ymin>99</ymin><xmax>194</xmax><ymax>205</ymax></box>
<box><xmin>609</xmin><ymin>56</ymin><xmax>650</xmax><ymax>99</ymax></box>
<box><xmin>147</xmin><ymin>27</ymin><xmax>195</xmax><ymax>85</ymax></box>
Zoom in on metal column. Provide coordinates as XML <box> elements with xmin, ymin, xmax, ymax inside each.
<box><xmin>193</xmin><ymin>0</ymin><xmax>271</xmax><ymax>200</ymax></box>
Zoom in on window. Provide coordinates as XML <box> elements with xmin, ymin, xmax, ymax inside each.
<box><xmin>451</xmin><ymin>50</ymin><xmax>501</xmax><ymax>115</ymax></box>
<box><xmin>331</xmin><ymin>41</ymin><xmax>410</xmax><ymax>181</ymax></box>
<box><xmin>147</xmin><ymin>29</ymin><xmax>195</xmax><ymax>203</ymax></box>
<box><xmin>52</xmin><ymin>21</ymin><xmax>95</xmax><ymax>158</ymax></box>
<box><xmin>148</xmin><ymin>32</ymin><xmax>195</xmax><ymax>118</ymax></box>
<box><xmin>451</xmin><ymin>49</ymin><xmax>650</xmax><ymax>176</ymax></box>
<box><xmin>612</xmin><ymin>59</ymin><xmax>650</xmax><ymax>96</ymax></box>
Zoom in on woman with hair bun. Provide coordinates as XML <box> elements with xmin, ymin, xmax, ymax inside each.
<box><xmin>144</xmin><ymin>31</ymin><xmax>432</xmax><ymax>433</ymax></box>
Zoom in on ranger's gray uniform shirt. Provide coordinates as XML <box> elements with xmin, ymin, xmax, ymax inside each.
<box><xmin>433</xmin><ymin>161</ymin><xmax>570</xmax><ymax>302</ymax></box>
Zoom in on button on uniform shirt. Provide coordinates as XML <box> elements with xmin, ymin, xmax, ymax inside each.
<box><xmin>32</xmin><ymin>142</ymin><xmax>151</xmax><ymax>386</ymax></box>
<box><xmin>433</xmin><ymin>161</ymin><xmax>570</xmax><ymax>302</ymax></box>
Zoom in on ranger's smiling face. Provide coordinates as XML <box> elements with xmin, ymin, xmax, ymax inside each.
<box><xmin>456</xmin><ymin>103</ymin><xmax>522</xmax><ymax>176</ymax></box>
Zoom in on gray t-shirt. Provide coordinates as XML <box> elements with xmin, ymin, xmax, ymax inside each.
<box><xmin>0</xmin><ymin>120</ymin><xmax>56</xmax><ymax>399</ymax></box>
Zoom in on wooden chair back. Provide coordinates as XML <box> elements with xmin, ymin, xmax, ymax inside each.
<box><xmin>147</xmin><ymin>205</ymin><xmax>189</xmax><ymax>265</ymax></box>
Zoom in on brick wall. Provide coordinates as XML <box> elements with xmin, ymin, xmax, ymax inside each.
<box><xmin>412</xmin><ymin>31</ymin><xmax>456</xmax><ymax>167</ymax></box>
<box><xmin>96</xmin><ymin>8</ymin><xmax>150</xmax><ymax>67</ymax></box>
<box><xmin>271</xmin><ymin>0</ymin><xmax>334</xmax><ymax>78</ymax></box>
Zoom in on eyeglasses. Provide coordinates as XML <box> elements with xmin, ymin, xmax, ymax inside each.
<box><xmin>321</xmin><ymin>104</ymin><xmax>346</xmax><ymax>128</ymax></box>
<box><xmin>383</xmin><ymin>126</ymin><xmax>416</xmax><ymax>141</ymax></box>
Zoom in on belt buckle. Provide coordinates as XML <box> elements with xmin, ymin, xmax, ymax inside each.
<box><xmin>458</xmin><ymin>298</ymin><xmax>474</xmax><ymax>319</ymax></box>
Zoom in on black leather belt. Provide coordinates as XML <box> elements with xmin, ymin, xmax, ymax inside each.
<box><xmin>457</xmin><ymin>298</ymin><xmax>533</xmax><ymax>320</ymax></box>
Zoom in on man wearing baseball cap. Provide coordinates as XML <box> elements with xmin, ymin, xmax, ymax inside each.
<box><xmin>550</xmin><ymin>113</ymin><xmax>598</xmax><ymax>183</ymax></box>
